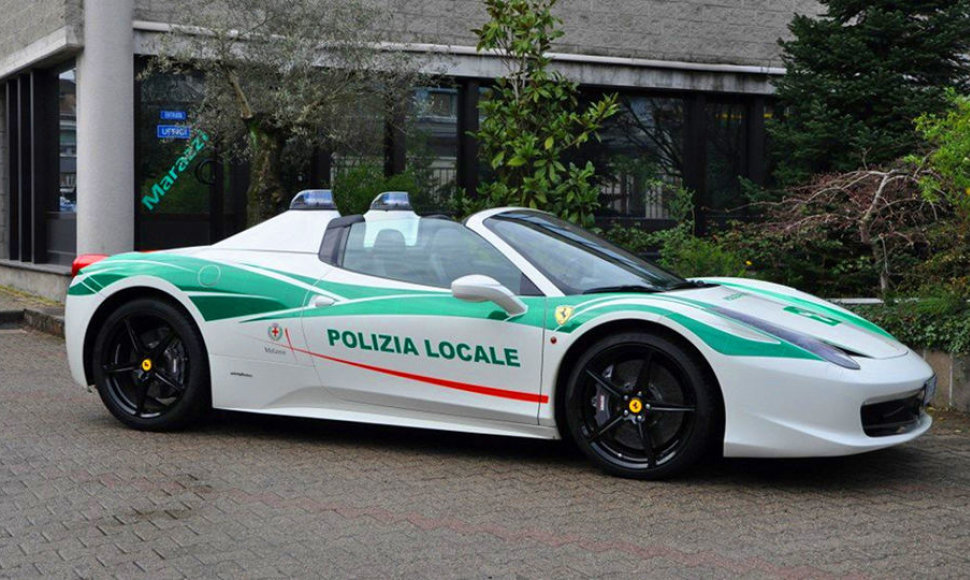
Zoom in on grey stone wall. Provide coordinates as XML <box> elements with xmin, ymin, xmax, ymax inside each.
<box><xmin>924</xmin><ymin>351</ymin><xmax>970</xmax><ymax>413</ymax></box>
<box><xmin>0</xmin><ymin>0</ymin><xmax>71</xmax><ymax>59</ymax></box>
<box><xmin>0</xmin><ymin>89</ymin><xmax>6</xmax><ymax>259</ymax></box>
<box><xmin>136</xmin><ymin>0</ymin><xmax>822</xmax><ymax>68</ymax></box>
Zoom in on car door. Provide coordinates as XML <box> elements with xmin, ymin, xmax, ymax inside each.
<box><xmin>301</xmin><ymin>214</ymin><xmax>548</xmax><ymax>425</ymax></box>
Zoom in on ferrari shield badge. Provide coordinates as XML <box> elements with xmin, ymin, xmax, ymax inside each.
<box><xmin>554</xmin><ymin>305</ymin><xmax>575</xmax><ymax>326</ymax></box>
<box><xmin>268</xmin><ymin>323</ymin><xmax>283</xmax><ymax>341</ymax></box>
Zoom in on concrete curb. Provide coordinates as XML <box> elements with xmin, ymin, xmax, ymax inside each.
<box><xmin>23</xmin><ymin>308</ymin><xmax>65</xmax><ymax>337</ymax></box>
<box><xmin>0</xmin><ymin>307</ymin><xmax>65</xmax><ymax>337</ymax></box>
<box><xmin>0</xmin><ymin>309</ymin><xmax>24</xmax><ymax>325</ymax></box>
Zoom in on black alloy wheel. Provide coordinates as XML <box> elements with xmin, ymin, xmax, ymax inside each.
<box><xmin>92</xmin><ymin>298</ymin><xmax>209</xmax><ymax>430</ymax></box>
<box><xmin>564</xmin><ymin>331</ymin><xmax>718</xmax><ymax>479</ymax></box>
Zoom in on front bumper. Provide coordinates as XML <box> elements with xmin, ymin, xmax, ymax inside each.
<box><xmin>65</xmin><ymin>293</ymin><xmax>102</xmax><ymax>387</ymax></box>
<box><xmin>719</xmin><ymin>348</ymin><xmax>934</xmax><ymax>458</ymax></box>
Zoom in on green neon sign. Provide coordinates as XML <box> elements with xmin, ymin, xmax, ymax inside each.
<box><xmin>141</xmin><ymin>130</ymin><xmax>210</xmax><ymax>211</ymax></box>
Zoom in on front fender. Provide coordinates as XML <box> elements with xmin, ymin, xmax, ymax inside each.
<box><xmin>538</xmin><ymin>298</ymin><xmax>732</xmax><ymax>427</ymax></box>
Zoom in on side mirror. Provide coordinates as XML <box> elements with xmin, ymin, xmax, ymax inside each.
<box><xmin>451</xmin><ymin>275</ymin><xmax>528</xmax><ymax>317</ymax></box>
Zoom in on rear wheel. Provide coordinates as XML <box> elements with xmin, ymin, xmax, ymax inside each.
<box><xmin>91</xmin><ymin>298</ymin><xmax>209</xmax><ymax>430</ymax></box>
<box><xmin>564</xmin><ymin>331</ymin><xmax>718</xmax><ymax>479</ymax></box>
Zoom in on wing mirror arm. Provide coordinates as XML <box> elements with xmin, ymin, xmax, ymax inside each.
<box><xmin>451</xmin><ymin>275</ymin><xmax>528</xmax><ymax>318</ymax></box>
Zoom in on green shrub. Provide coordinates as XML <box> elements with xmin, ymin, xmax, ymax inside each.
<box><xmin>604</xmin><ymin>224</ymin><xmax>654</xmax><ymax>255</ymax></box>
<box><xmin>604</xmin><ymin>186</ymin><xmax>748</xmax><ymax>278</ymax></box>
<box><xmin>332</xmin><ymin>164</ymin><xmax>440</xmax><ymax>216</ymax></box>
<box><xmin>714</xmin><ymin>225</ymin><xmax>886</xmax><ymax>297</ymax></box>
<box><xmin>650</xmin><ymin>226</ymin><xmax>748</xmax><ymax>278</ymax></box>
<box><xmin>910</xmin><ymin>89</ymin><xmax>970</xmax><ymax>216</ymax></box>
<box><xmin>850</xmin><ymin>294</ymin><xmax>970</xmax><ymax>354</ymax></box>
<box><xmin>332</xmin><ymin>163</ymin><xmax>385</xmax><ymax>215</ymax></box>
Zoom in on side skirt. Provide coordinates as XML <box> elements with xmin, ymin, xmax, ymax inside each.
<box><xmin>213</xmin><ymin>403</ymin><xmax>561</xmax><ymax>440</ymax></box>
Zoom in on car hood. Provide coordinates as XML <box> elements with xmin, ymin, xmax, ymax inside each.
<box><xmin>666</xmin><ymin>278</ymin><xmax>907</xmax><ymax>360</ymax></box>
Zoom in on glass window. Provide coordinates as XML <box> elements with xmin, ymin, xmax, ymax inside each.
<box><xmin>136</xmin><ymin>70</ymin><xmax>212</xmax><ymax>248</ymax></box>
<box><xmin>330</xmin><ymin>91</ymin><xmax>386</xmax><ymax>213</ymax></box>
<box><xmin>341</xmin><ymin>216</ymin><xmax>529</xmax><ymax>293</ymax></box>
<box><xmin>599</xmin><ymin>95</ymin><xmax>685</xmax><ymax>219</ymax></box>
<box><xmin>406</xmin><ymin>87</ymin><xmax>458</xmax><ymax>213</ymax></box>
<box><xmin>57</xmin><ymin>69</ymin><xmax>77</xmax><ymax>213</ymax></box>
<box><xmin>485</xmin><ymin>210</ymin><xmax>687</xmax><ymax>295</ymax></box>
<box><xmin>572</xmin><ymin>93</ymin><xmax>685</xmax><ymax>220</ymax></box>
<box><xmin>705</xmin><ymin>100</ymin><xmax>747</xmax><ymax>219</ymax></box>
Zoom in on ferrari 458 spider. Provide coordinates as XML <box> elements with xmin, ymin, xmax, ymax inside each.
<box><xmin>66</xmin><ymin>190</ymin><xmax>935</xmax><ymax>478</ymax></box>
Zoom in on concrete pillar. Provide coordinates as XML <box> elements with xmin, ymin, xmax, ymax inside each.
<box><xmin>76</xmin><ymin>0</ymin><xmax>134</xmax><ymax>255</ymax></box>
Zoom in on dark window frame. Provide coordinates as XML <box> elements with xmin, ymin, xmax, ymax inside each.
<box><xmin>3</xmin><ymin>63</ymin><xmax>69</xmax><ymax>265</ymax></box>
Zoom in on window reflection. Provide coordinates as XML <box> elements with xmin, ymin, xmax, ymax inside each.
<box><xmin>137</xmin><ymin>71</ymin><xmax>212</xmax><ymax>248</ymax></box>
<box><xmin>704</xmin><ymin>100</ymin><xmax>747</xmax><ymax>221</ymax></box>
<box><xmin>58</xmin><ymin>69</ymin><xmax>77</xmax><ymax>213</ymax></box>
<box><xmin>599</xmin><ymin>96</ymin><xmax>685</xmax><ymax>219</ymax></box>
<box><xmin>407</xmin><ymin>87</ymin><xmax>459</xmax><ymax>213</ymax></box>
<box><xmin>575</xmin><ymin>94</ymin><xmax>685</xmax><ymax>220</ymax></box>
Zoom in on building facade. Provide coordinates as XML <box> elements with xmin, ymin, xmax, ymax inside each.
<box><xmin>0</xmin><ymin>0</ymin><xmax>820</xmax><ymax>299</ymax></box>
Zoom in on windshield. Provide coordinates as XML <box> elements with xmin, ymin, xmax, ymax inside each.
<box><xmin>484</xmin><ymin>210</ymin><xmax>688</xmax><ymax>295</ymax></box>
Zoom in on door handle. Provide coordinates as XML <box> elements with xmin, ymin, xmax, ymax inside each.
<box><xmin>310</xmin><ymin>295</ymin><xmax>335</xmax><ymax>308</ymax></box>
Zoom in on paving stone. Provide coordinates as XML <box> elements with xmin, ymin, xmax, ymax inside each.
<box><xmin>1</xmin><ymin>328</ymin><xmax>969</xmax><ymax>577</ymax></box>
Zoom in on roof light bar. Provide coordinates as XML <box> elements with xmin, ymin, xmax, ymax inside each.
<box><xmin>369</xmin><ymin>191</ymin><xmax>412</xmax><ymax>211</ymax></box>
<box><xmin>289</xmin><ymin>189</ymin><xmax>337</xmax><ymax>210</ymax></box>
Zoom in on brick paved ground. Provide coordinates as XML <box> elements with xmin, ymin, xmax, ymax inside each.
<box><xmin>1</xmin><ymin>327</ymin><xmax>969</xmax><ymax>579</ymax></box>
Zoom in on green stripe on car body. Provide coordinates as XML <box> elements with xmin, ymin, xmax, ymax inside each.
<box><xmin>75</xmin><ymin>253</ymin><xmax>839</xmax><ymax>362</ymax></box>
<box><xmin>544</xmin><ymin>294</ymin><xmax>822</xmax><ymax>361</ymax></box>
<box><xmin>702</xmin><ymin>279</ymin><xmax>895</xmax><ymax>340</ymax></box>
<box><xmin>81</xmin><ymin>253</ymin><xmax>313</xmax><ymax>321</ymax></box>
<box><xmin>67</xmin><ymin>279</ymin><xmax>99</xmax><ymax>296</ymax></box>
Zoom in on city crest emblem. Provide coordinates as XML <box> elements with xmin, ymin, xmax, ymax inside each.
<box><xmin>268</xmin><ymin>323</ymin><xmax>283</xmax><ymax>341</ymax></box>
<box><xmin>554</xmin><ymin>305</ymin><xmax>575</xmax><ymax>326</ymax></box>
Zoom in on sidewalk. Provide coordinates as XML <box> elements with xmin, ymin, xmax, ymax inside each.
<box><xmin>0</xmin><ymin>285</ymin><xmax>65</xmax><ymax>336</ymax></box>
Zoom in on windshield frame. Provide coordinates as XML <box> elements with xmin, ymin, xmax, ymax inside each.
<box><xmin>482</xmin><ymin>209</ymin><xmax>689</xmax><ymax>296</ymax></box>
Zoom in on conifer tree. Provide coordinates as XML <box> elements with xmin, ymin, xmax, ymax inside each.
<box><xmin>770</xmin><ymin>0</ymin><xmax>970</xmax><ymax>185</ymax></box>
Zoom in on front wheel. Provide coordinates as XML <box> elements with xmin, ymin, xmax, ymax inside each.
<box><xmin>563</xmin><ymin>331</ymin><xmax>719</xmax><ymax>479</ymax></box>
<box><xmin>91</xmin><ymin>298</ymin><xmax>209</xmax><ymax>430</ymax></box>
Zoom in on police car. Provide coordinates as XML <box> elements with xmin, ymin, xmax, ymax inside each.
<box><xmin>65</xmin><ymin>190</ymin><xmax>935</xmax><ymax>479</ymax></box>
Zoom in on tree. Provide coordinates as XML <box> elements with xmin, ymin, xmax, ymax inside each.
<box><xmin>471</xmin><ymin>0</ymin><xmax>618</xmax><ymax>226</ymax></box>
<box><xmin>150</xmin><ymin>0</ymin><xmax>417</xmax><ymax>225</ymax></box>
<box><xmin>763</xmin><ymin>167</ymin><xmax>942</xmax><ymax>293</ymax></box>
<box><xmin>770</xmin><ymin>0</ymin><xmax>970</xmax><ymax>186</ymax></box>
<box><xmin>911</xmin><ymin>90</ymin><xmax>970</xmax><ymax>217</ymax></box>
<box><xmin>906</xmin><ymin>90</ymin><xmax>970</xmax><ymax>293</ymax></box>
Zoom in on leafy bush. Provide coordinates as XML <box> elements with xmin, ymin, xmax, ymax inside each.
<box><xmin>850</xmin><ymin>294</ymin><xmax>970</xmax><ymax>354</ymax></box>
<box><xmin>911</xmin><ymin>89</ymin><xmax>970</xmax><ymax>216</ymax></box>
<box><xmin>655</xmin><ymin>228</ymin><xmax>748</xmax><ymax>278</ymax></box>
<box><xmin>714</xmin><ymin>225</ymin><xmax>894</xmax><ymax>297</ymax></box>
<box><xmin>332</xmin><ymin>163</ymin><xmax>429</xmax><ymax>215</ymax></box>
<box><xmin>909</xmin><ymin>220</ymin><xmax>970</xmax><ymax>294</ymax></box>
<box><xmin>603</xmin><ymin>225</ymin><xmax>654</xmax><ymax>256</ymax></box>
<box><xmin>605</xmin><ymin>186</ymin><xmax>748</xmax><ymax>278</ymax></box>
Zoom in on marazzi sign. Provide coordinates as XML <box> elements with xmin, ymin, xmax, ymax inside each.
<box><xmin>141</xmin><ymin>130</ymin><xmax>209</xmax><ymax>211</ymax></box>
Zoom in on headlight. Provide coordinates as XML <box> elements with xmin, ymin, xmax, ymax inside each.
<box><xmin>710</xmin><ymin>306</ymin><xmax>861</xmax><ymax>370</ymax></box>
<box><xmin>922</xmin><ymin>375</ymin><xmax>937</xmax><ymax>406</ymax></box>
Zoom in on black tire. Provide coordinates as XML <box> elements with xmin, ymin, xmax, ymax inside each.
<box><xmin>91</xmin><ymin>297</ymin><xmax>209</xmax><ymax>431</ymax></box>
<box><xmin>563</xmin><ymin>331</ymin><xmax>718</xmax><ymax>480</ymax></box>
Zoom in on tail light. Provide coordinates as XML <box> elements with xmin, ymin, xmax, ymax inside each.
<box><xmin>71</xmin><ymin>254</ymin><xmax>108</xmax><ymax>277</ymax></box>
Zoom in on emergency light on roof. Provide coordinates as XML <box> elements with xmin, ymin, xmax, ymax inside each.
<box><xmin>289</xmin><ymin>189</ymin><xmax>337</xmax><ymax>210</ymax></box>
<box><xmin>369</xmin><ymin>191</ymin><xmax>412</xmax><ymax>211</ymax></box>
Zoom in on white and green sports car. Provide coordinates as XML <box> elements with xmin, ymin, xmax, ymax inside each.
<box><xmin>66</xmin><ymin>191</ymin><xmax>935</xmax><ymax>479</ymax></box>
